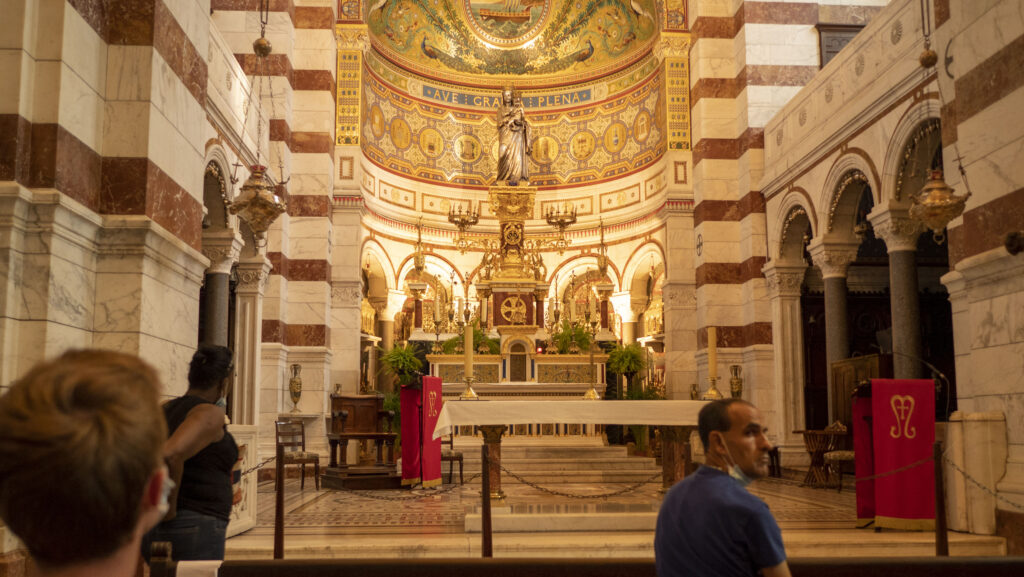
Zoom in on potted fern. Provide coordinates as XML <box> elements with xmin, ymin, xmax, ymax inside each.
<box><xmin>608</xmin><ymin>343</ymin><xmax>654</xmax><ymax>454</ymax></box>
<box><xmin>379</xmin><ymin>342</ymin><xmax>423</xmax><ymax>389</ymax></box>
<box><xmin>550</xmin><ymin>320</ymin><xmax>591</xmax><ymax>354</ymax></box>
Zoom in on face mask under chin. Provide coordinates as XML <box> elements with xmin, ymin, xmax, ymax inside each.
<box><xmin>721</xmin><ymin>441</ymin><xmax>753</xmax><ymax>488</ymax></box>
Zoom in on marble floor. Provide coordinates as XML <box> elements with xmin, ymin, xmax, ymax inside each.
<box><xmin>225</xmin><ymin>468</ymin><xmax>1006</xmax><ymax>559</ymax></box>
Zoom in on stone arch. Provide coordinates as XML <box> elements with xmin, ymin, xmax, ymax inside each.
<box><xmin>548</xmin><ymin>254</ymin><xmax>620</xmax><ymax>300</ymax></box>
<box><xmin>821</xmin><ymin>153</ymin><xmax>878</xmax><ymax>241</ymax></box>
<box><xmin>360</xmin><ymin>239</ymin><xmax>396</xmax><ymax>295</ymax></box>
<box><xmin>622</xmin><ymin>242</ymin><xmax>665</xmax><ymax>295</ymax></box>
<box><xmin>881</xmin><ymin>98</ymin><xmax>942</xmax><ymax>205</ymax></box>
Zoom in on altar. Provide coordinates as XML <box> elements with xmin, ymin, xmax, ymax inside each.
<box><xmin>433</xmin><ymin>399</ymin><xmax>707</xmax><ymax>497</ymax></box>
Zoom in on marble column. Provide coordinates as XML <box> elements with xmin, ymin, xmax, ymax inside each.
<box><xmin>200</xmin><ymin>231</ymin><xmax>243</xmax><ymax>347</ymax></box>
<box><xmin>808</xmin><ymin>241</ymin><xmax>859</xmax><ymax>421</ymax></box>
<box><xmin>870</xmin><ymin>210</ymin><xmax>924</xmax><ymax>378</ymax></box>
<box><xmin>610</xmin><ymin>291</ymin><xmax>635</xmax><ymax>343</ymax></box>
<box><xmin>232</xmin><ymin>256</ymin><xmax>271</xmax><ymax>426</ymax></box>
<box><xmin>763</xmin><ymin>262</ymin><xmax>808</xmax><ymax>451</ymax></box>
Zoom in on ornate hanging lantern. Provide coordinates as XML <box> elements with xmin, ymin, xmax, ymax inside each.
<box><xmin>909</xmin><ymin>169</ymin><xmax>969</xmax><ymax>244</ymax></box>
<box><xmin>230</xmin><ymin>165</ymin><xmax>287</xmax><ymax>241</ymax></box>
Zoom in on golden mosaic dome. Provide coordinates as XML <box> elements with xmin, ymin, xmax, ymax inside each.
<box><xmin>365</xmin><ymin>0</ymin><xmax>660</xmax><ymax>88</ymax></box>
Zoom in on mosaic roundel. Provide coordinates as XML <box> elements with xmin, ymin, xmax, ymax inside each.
<box><xmin>633</xmin><ymin>109</ymin><xmax>652</xmax><ymax>143</ymax></box>
<box><xmin>455</xmin><ymin>134</ymin><xmax>483</xmax><ymax>162</ymax></box>
<box><xmin>369</xmin><ymin>105</ymin><xmax>386</xmax><ymax>139</ymax></box>
<box><xmin>531</xmin><ymin>135</ymin><xmax>559</xmax><ymax>164</ymax></box>
<box><xmin>570</xmin><ymin>131</ymin><xmax>596</xmax><ymax>160</ymax></box>
<box><xmin>419</xmin><ymin>128</ymin><xmax>444</xmax><ymax>158</ymax></box>
<box><xmin>390</xmin><ymin>117</ymin><xmax>412</xmax><ymax>149</ymax></box>
<box><xmin>461</xmin><ymin>0</ymin><xmax>553</xmax><ymax>48</ymax></box>
<box><xmin>603</xmin><ymin>121</ymin><xmax>627</xmax><ymax>154</ymax></box>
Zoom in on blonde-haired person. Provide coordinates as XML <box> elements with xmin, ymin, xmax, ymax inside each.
<box><xmin>0</xmin><ymin>350</ymin><xmax>171</xmax><ymax>577</ymax></box>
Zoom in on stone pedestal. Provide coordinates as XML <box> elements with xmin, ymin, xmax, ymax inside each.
<box><xmin>480</xmin><ymin>425</ymin><xmax>508</xmax><ymax>500</ymax></box>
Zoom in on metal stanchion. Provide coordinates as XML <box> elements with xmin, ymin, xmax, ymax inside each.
<box><xmin>274</xmin><ymin>440</ymin><xmax>284</xmax><ymax>559</ymax></box>
<box><xmin>934</xmin><ymin>441</ymin><xmax>948</xmax><ymax>556</ymax></box>
<box><xmin>481</xmin><ymin>443</ymin><xmax>493</xmax><ymax>558</ymax></box>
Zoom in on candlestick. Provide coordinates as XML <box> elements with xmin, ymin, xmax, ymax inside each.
<box><xmin>707</xmin><ymin>326</ymin><xmax>718</xmax><ymax>381</ymax></box>
<box><xmin>464</xmin><ymin>315</ymin><xmax>474</xmax><ymax>379</ymax></box>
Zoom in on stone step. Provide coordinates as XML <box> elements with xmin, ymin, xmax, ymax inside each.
<box><xmin>453</xmin><ymin>470</ymin><xmax>662</xmax><ymax>485</ymax></box>
<box><xmin>457</xmin><ymin>458</ymin><xmax>658</xmax><ymax>471</ymax></box>
<box><xmin>456</xmin><ymin>446</ymin><xmax>635</xmax><ymax>460</ymax></box>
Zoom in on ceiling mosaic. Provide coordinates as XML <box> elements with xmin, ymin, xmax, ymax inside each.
<box><xmin>366</xmin><ymin>0</ymin><xmax>660</xmax><ymax>85</ymax></box>
<box><xmin>360</xmin><ymin>59</ymin><xmax>665</xmax><ymax>190</ymax></box>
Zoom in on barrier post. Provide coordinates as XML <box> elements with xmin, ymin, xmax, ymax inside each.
<box><xmin>274</xmin><ymin>442</ymin><xmax>284</xmax><ymax>559</ymax></box>
<box><xmin>481</xmin><ymin>443</ymin><xmax>493</xmax><ymax>557</ymax></box>
<box><xmin>934</xmin><ymin>441</ymin><xmax>948</xmax><ymax>556</ymax></box>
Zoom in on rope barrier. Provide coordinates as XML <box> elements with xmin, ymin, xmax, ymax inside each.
<box><xmin>499</xmin><ymin>464</ymin><xmax>661</xmax><ymax>499</ymax></box>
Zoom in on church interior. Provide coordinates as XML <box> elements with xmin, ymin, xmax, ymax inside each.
<box><xmin>1</xmin><ymin>0</ymin><xmax>1023</xmax><ymax>568</ymax></box>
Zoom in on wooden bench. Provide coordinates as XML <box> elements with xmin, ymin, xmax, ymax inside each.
<box><xmin>150</xmin><ymin>554</ymin><xmax>1024</xmax><ymax>577</ymax></box>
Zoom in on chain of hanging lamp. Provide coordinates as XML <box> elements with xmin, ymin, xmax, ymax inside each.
<box><xmin>906</xmin><ymin>0</ymin><xmax>971</xmax><ymax>244</ymax></box>
<box><xmin>228</xmin><ymin>0</ymin><xmax>288</xmax><ymax>246</ymax></box>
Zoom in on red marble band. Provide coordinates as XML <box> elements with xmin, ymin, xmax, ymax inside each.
<box><xmin>288</xmin><ymin>195</ymin><xmax>331</xmax><ymax>217</ymax></box>
<box><xmin>947</xmin><ymin>186</ymin><xmax>1024</xmax><ymax>265</ymax></box>
<box><xmin>261</xmin><ymin>320</ymin><xmax>328</xmax><ymax>347</ymax></box>
<box><xmin>693</xmin><ymin>191</ymin><xmax>766</xmax><ymax>226</ymax></box>
<box><xmin>698</xmin><ymin>323</ymin><xmax>773</xmax><ymax>348</ymax></box>
<box><xmin>211</xmin><ymin>0</ymin><xmax>295</xmax><ymax>21</ymax></box>
<box><xmin>695</xmin><ymin>256</ymin><xmax>768</xmax><ymax>288</ymax></box>
<box><xmin>934</xmin><ymin>0</ymin><xmax>950</xmax><ymax>28</ymax></box>
<box><xmin>744</xmin><ymin>2</ymin><xmax>817</xmax><ymax>26</ymax></box>
<box><xmin>293</xmin><ymin>69</ymin><xmax>337</xmax><ymax>100</ymax></box>
<box><xmin>692</xmin><ymin>66</ymin><xmax>816</xmax><ymax>107</ymax></box>
<box><xmin>267</xmin><ymin>252</ymin><xmax>331</xmax><ymax>282</ymax></box>
<box><xmin>294</xmin><ymin>6</ymin><xmax>335</xmax><ymax>29</ymax></box>
<box><xmin>693</xmin><ymin>128</ymin><xmax>764</xmax><ymax>166</ymax></box>
<box><xmin>1</xmin><ymin>115</ymin><xmax>201</xmax><ymax>249</ymax></box>
<box><xmin>953</xmin><ymin>32</ymin><xmax>1024</xmax><ymax>127</ymax></box>
<box><xmin>70</xmin><ymin>0</ymin><xmax>206</xmax><ymax>106</ymax></box>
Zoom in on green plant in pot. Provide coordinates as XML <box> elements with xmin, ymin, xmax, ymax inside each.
<box><xmin>379</xmin><ymin>342</ymin><xmax>423</xmax><ymax>389</ymax></box>
<box><xmin>609</xmin><ymin>343</ymin><xmax>655</xmax><ymax>453</ymax></box>
<box><xmin>550</xmin><ymin>320</ymin><xmax>591</xmax><ymax>354</ymax></box>
<box><xmin>441</xmin><ymin>322</ymin><xmax>499</xmax><ymax>354</ymax></box>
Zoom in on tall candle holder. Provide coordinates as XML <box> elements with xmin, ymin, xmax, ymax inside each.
<box><xmin>702</xmin><ymin>376</ymin><xmax>723</xmax><ymax>400</ymax></box>
<box><xmin>582</xmin><ymin>316</ymin><xmax>601</xmax><ymax>400</ymax></box>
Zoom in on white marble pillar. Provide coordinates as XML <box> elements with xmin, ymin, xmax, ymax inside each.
<box><xmin>610</xmin><ymin>291</ymin><xmax>635</xmax><ymax>343</ymax></box>
<box><xmin>232</xmin><ymin>256</ymin><xmax>271</xmax><ymax>426</ymax></box>
<box><xmin>870</xmin><ymin>209</ymin><xmax>924</xmax><ymax>378</ymax></box>
<box><xmin>763</xmin><ymin>262</ymin><xmax>809</xmax><ymax>453</ymax></box>
<box><xmin>808</xmin><ymin>241</ymin><xmax>859</xmax><ymax>421</ymax></box>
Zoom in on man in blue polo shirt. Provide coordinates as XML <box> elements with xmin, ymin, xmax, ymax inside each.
<box><xmin>655</xmin><ymin>399</ymin><xmax>790</xmax><ymax>577</ymax></box>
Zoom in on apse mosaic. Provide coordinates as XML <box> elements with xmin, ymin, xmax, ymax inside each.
<box><xmin>360</xmin><ymin>59</ymin><xmax>665</xmax><ymax>189</ymax></box>
<box><xmin>366</xmin><ymin>0</ymin><xmax>659</xmax><ymax>84</ymax></box>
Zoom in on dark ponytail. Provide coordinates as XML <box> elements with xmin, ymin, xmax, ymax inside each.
<box><xmin>187</xmin><ymin>345</ymin><xmax>233</xmax><ymax>391</ymax></box>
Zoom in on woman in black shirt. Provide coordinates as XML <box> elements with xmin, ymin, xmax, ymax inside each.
<box><xmin>143</xmin><ymin>345</ymin><xmax>237</xmax><ymax>562</ymax></box>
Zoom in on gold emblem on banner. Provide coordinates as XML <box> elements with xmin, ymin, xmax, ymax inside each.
<box><xmin>889</xmin><ymin>394</ymin><xmax>917</xmax><ymax>439</ymax></box>
<box><xmin>428</xmin><ymin>390</ymin><xmax>439</xmax><ymax>417</ymax></box>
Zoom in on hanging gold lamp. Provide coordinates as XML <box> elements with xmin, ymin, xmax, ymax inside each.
<box><xmin>230</xmin><ymin>164</ymin><xmax>287</xmax><ymax>242</ymax></box>
<box><xmin>909</xmin><ymin>169</ymin><xmax>969</xmax><ymax>244</ymax></box>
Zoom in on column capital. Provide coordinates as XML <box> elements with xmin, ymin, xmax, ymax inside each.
<box><xmin>331</xmin><ymin>281</ymin><xmax>363</xmax><ymax>308</ymax></box>
<box><xmin>807</xmin><ymin>240</ymin><xmax>859</xmax><ymax>279</ymax></box>
<box><xmin>762</xmin><ymin>262</ymin><xmax>807</xmax><ymax>298</ymax></box>
<box><xmin>868</xmin><ymin>208</ymin><xmax>923</xmax><ymax>253</ymax></box>
<box><xmin>235</xmin><ymin>256</ymin><xmax>272</xmax><ymax>294</ymax></box>
<box><xmin>201</xmin><ymin>230</ymin><xmax>244</xmax><ymax>275</ymax></box>
<box><xmin>383</xmin><ymin>288</ymin><xmax>408</xmax><ymax>318</ymax></box>
<box><xmin>609</xmin><ymin>291</ymin><xmax>636</xmax><ymax>322</ymax></box>
<box><xmin>336</xmin><ymin>24</ymin><xmax>369</xmax><ymax>52</ymax></box>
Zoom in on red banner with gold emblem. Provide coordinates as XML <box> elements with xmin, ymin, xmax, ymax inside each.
<box><xmin>421</xmin><ymin>376</ymin><xmax>443</xmax><ymax>487</ymax></box>
<box><xmin>400</xmin><ymin>387</ymin><xmax>421</xmax><ymax>486</ymax></box>
<box><xmin>871</xmin><ymin>379</ymin><xmax>935</xmax><ymax>530</ymax></box>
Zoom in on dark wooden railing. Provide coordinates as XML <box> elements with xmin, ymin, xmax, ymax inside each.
<box><xmin>149</xmin><ymin>556</ymin><xmax>1024</xmax><ymax>577</ymax></box>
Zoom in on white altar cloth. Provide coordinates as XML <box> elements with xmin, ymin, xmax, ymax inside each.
<box><xmin>433</xmin><ymin>400</ymin><xmax>707</xmax><ymax>439</ymax></box>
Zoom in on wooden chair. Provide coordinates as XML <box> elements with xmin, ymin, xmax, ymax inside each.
<box><xmin>794</xmin><ymin>421</ymin><xmax>848</xmax><ymax>489</ymax></box>
<box><xmin>822</xmin><ymin>421</ymin><xmax>854</xmax><ymax>492</ymax></box>
<box><xmin>441</xmin><ymin>434</ymin><xmax>463</xmax><ymax>485</ymax></box>
<box><xmin>275</xmin><ymin>420</ymin><xmax>320</xmax><ymax>490</ymax></box>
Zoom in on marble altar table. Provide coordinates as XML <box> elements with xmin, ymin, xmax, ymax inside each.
<box><xmin>433</xmin><ymin>400</ymin><xmax>707</xmax><ymax>497</ymax></box>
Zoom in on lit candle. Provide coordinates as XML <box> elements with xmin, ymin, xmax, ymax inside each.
<box><xmin>464</xmin><ymin>314</ymin><xmax>474</xmax><ymax>379</ymax></box>
<box><xmin>707</xmin><ymin>326</ymin><xmax>718</xmax><ymax>380</ymax></box>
